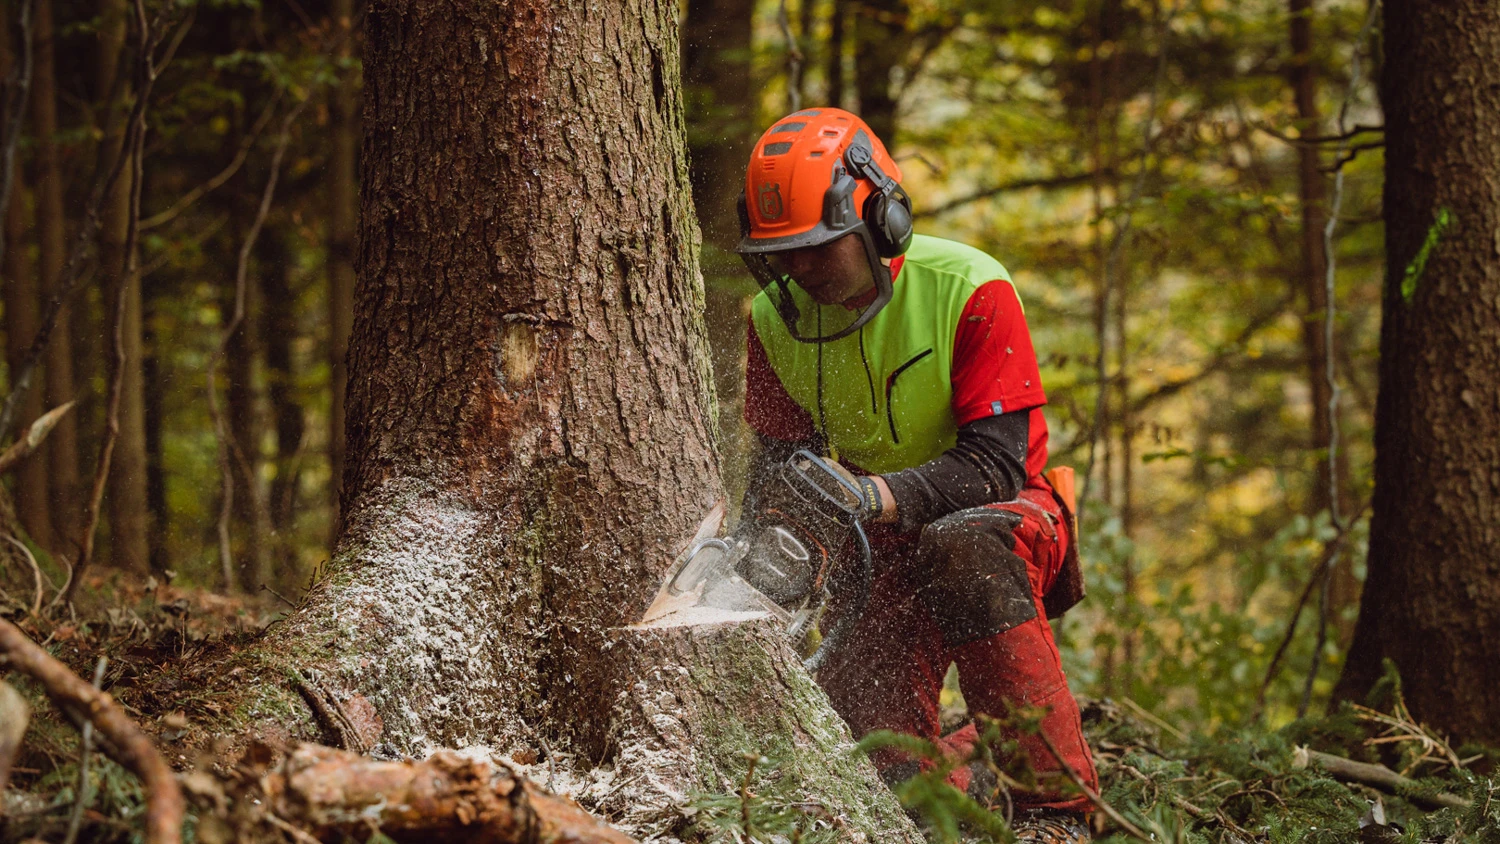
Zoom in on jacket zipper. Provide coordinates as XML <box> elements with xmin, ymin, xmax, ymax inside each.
<box><xmin>858</xmin><ymin>326</ymin><xmax>877</xmax><ymax>414</ymax></box>
<box><xmin>885</xmin><ymin>348</ymin><xmax>933</xmax><ymax>444</ymax></box>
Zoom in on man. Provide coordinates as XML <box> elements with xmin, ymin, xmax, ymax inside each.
<box><xmin>734</xmin><ymin>107</ymin><xmax>1097</xmax><ymax>841</ymax></box>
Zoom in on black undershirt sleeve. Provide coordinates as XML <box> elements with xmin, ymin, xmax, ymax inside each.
<box><xmin>880</xmin><ymin>411</ymin><xmax>1030</xmax><ymax>534</ymax></box>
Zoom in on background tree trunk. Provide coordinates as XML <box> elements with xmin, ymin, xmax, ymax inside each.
<box><xmin>1288</xmin><ymin>0</ymin><xmax>1357</xmax><ymax>641</ymax></box>
<box><xmin>852</xmin><ymin>0</ymin><xmax>910</xmax><ymax>143</ymax></box>
<box><xmin>206</xmin><ymin>3</ymin><xmax>917</xmax><ymax>839</ymax></box>
<box><xmin>261</xmin><ymin>227</ymin><xmax>304</xmax><ymax>591</ymax></box>
<box><xmin>1334</xmin><ymin>0</ymin><xmax>1500</xmax><ymax>744</ymax></box>
<box><xmin>327</xmin><ymin>0</ymin><xmax>358</xmax><ymax>534</ymax></box>
<box><xmin>97</xmin><ymin>0</ymin><xmax>149</xmax><ymax>573</ymax></box>
<box><xmin>35</xmin><ymin>0</ymin><xmax>75</xmax><ymax>553</ymax></box>
<box><xmin>682</xmin><ymin>0</ymin><xmax>757</xmax><ymax>503</ymax></box>
<box><xmin>3</xmin><ymin>168</ymin><xmax>49</xmax><ymax>548</ymax></box>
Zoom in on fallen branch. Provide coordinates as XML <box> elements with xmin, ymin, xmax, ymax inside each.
<box><xmin>217</xmin><ymin>743</ymin><xmax>637</xmax><ymax>844</ymax></box>
<box><xmin>1038</xmin><ymin>731</ymin><xmax>1152</xmax><ymax>842</ymax></box>
<box><xmin>0</xmin><ymin>618</ymin><xmax>183</xmax><ymax>843</ymax></box>
<box><xmin>2</xmin><ymin>533</ymin><xmax>43</xmax><ymax>616</ymax></box>
<box><xmin>1292</xmin><ymin>747</ymin><xmax>1470</xmax><ymax>811</ymax></box>
<box><xmin>0</xmin><ymin>400</ymin><xmax>77</xmax><ymax>475</ymax></box>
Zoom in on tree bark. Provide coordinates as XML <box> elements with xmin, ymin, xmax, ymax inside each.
<box><xmin>1333</xmin><ymin>0</ymin><xmax>1500</xmax><ymax>744</ymax></box>
<box><xmin>189</xmin><ymin>3</ymin><xmax>917</xmax><ymax>839</ymax></box>
<box><xmin>327</xmin><ymin>0</ymin><xmax>358</xmax><ymax>532</ymax></box>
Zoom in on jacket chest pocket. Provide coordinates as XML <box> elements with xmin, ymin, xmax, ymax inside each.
<box><xmin>885</xmin><ymin>348</ymin><xmax>937</xmax><ymax>444</ymax></box>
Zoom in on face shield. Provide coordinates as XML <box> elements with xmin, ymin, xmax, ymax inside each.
<box><xmin>736</xmin><ymin>168</ymin><xmax>894</xmax><ymax>344</ymax></box>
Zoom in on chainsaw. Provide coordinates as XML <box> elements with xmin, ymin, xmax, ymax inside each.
<box><xmin>638</xmin><ymin>450</ymin><xmax>873</xmax><ymax>673</ymax></box>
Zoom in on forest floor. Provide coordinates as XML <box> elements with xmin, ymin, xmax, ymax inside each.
<box><xmin>2</xmin><ymin>573</ymin><xmax>1497</xmax><ymax>843</ymax></box>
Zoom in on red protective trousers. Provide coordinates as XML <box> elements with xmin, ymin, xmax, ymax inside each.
<box><xmin>817</xmin><ymin>486</ymin><xmax>1098</xmax><ymax>812</ymax></box>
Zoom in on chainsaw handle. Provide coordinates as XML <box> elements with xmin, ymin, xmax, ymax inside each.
<box><xmin>786</xmin><ymin>449</ymin><xmax>862</xmax><ymax>521</ymax></box>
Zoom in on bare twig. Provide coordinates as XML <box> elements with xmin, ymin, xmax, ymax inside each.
<box><xmin>1254</xmin><ymin>121</ymin><xmax>1382</xmax><ymax>146</ymax></box>
<box><xmin>1353</xmin><ymin>702</ymin><xmax>1464</xmax><ymax>773</ymax></box>
<box><xmin>0</xmin><ymin>618</ymin><xmax>183</xmax><ymax>843</ymax></box>
<box><xmin>0</xmin><ymin>0</ymin><xmax>36</xmax><ymax>268</ymax></box>
<box><xmin>139</xmin><ymin>93</ymin><xmax>280</xmax><ymax>230</ymax></box>
<box><xmin>207</xmin><ymin>93</ymin><xmax>310</xmax><ymax>589</ymax></box>
<box><xmin>0</xmin><ymin>400</ymin><xmax>77</xmax><ymax>474</ymax></box>
<box><xmin>1252</xmin><ymin>501</ymin><xmax>1370</xmax><ymax>721</ymax></box>
<box><xmin>1120</xmin><ymin>697</ymin><xmax>1187</xmax><ymax>742</ymax></box>
<box><xmin>260</xmin><ymin>583</ymin><xmax>296</xmax><ymax>608</ymax></box>
<box><xmin>2</xmin><ymin>533</ymin><xmax>43</xmax><ymax>616</ymax></box>
<box><xmin>913</xmin><ymin>170</ymin><xmax>1108</xmax><ymax>219</ymax></box>
<box><xmin>1037</xmin><ymin>731</ymin><xmax>1153</xmax><ymax>842</ymax></box>
<box><xmin>61</xmin><ymin>656</ymin><xmax>109</xmax><ymax>844</ymax></box>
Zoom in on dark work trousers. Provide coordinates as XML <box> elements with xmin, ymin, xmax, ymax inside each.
<box><xmin>817</xmin><ymin>484</ymin><xmax>1098</xmax><ymax>812</ymax></box>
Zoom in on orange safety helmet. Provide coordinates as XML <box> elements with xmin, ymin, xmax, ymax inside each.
<box><xmin>736</xmin><ymin>108</ymin><xmax>914</xmax><ymax>343</ymax></box>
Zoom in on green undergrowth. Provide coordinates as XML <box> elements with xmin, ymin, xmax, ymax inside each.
<box><xmin>690</xmin><ymin>685</ymin><xmax>1500</xmax><ymax>844</ymax></box>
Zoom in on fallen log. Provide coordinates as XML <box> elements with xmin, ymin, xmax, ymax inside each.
<box><xmin>1292</xmin><ymin>746</ymin><xmax>1471</xmax><ymax>811</ymax></box>
<box><xmin>0</xmin><ymin>618</ymin><xmax>184</xmax><ymax>843</ymax></box>
<box><xmin>201</xmin><ymin>743</ymin><xmax>637</xmax><ymax>844</ymax></box>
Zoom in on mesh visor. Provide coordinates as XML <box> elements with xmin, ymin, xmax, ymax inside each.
<box><xmin>740</xmin><ymin>231</ymin><xmax>894</xmax><ymax>343</ymax></box>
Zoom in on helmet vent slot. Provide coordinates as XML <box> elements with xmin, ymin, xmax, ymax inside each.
<box><xmin>772</xmin><ymin>122</ymin><xmax>807</xmax><ymax>133</ymax></box>
<box><xmin>763</xmin><ymin>142</ymin><xmax>793</xmax><ymax>156</ymax></box>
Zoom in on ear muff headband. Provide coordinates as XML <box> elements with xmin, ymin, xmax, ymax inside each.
<box><xmin>843</xmin><ymin>140</ymin><xmax>914</xmax><ymax>259</ymax></box>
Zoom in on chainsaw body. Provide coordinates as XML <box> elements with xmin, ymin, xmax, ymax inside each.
<box><xmin>640</xmin><ymin>450</ymin><xmax>873</xmax><ymax>672</ymax></box>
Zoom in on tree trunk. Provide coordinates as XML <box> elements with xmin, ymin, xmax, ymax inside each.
<box><xmin>826</xmin><ymin>0</ymin><xmax>846</xmax><ymax>109</ymax></box>
<box><xmin>261</xmin><ymin>228</ymin><xmax>305</xmax><ymax>591</ymax></box>
<box><xmin>1333</xmin><ymin>0</ymin><xmax>1500</xmax><ymax>745</ymax></box>
<box><xmin>327</xmin><ymin>0</ymin><xmax>358</xmax><ymax>533</ymax></box>
<box><xmin>197</xmin><ymin>3</ymin><xmax>917</xmax><ymax>839</ymax></box>
<box><xmin>96</xmin><ymin>0</ymin><xmax>149</xmax><ymax>573</ymax></box>
<box><xmin>32</xmin><ymin>0</ymin><xmax>72</xmax><ymax>552</ymax></box>
<box><xmin>1287</xmin><ymin>0</ymin><xmax>1357</xmax><ymax>641</ymax></box>
<box><xmin>222</xmin><ymin>214</ymin><xmax>268</xmax><ymax>591</ymax></box>
<box><xmin>3</xmin><ymin>167</ymin><xmax>50</xmax><ymax>548</ymax></box>
<box><xmin>142</xmin><ymin>286</ymin><xmax>169</xmax><ymax>573</ymax></box>
<box><xmin>851</xmin><ymin>0</ymin><xmax>910</xmax><ymax>143</ymax></box>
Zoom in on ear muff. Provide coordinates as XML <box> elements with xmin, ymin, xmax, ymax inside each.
<box><xmin>862</xmin><ymin>186</ymin><xmax>914</xmax><ymax>259</ymax></box>
<box><xmin>843</xmin><ymin>140</ymin><xmax>914</xmax><ymax>259</ymax></box>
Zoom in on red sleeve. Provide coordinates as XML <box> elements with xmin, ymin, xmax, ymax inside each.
<box><xmin>950</xmin><ymin>279</ymin><xmax>1047</xmax><ymax>427</ymax></box>
<box><xmin>744</xmin><ymin>320</ymin><xmax>815</xmax><ymax>442</ymax></box>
